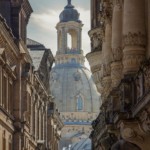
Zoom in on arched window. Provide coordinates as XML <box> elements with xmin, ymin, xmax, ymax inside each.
<box><xmin>67</xmin><ymin>33</ymin><xmax>72</xmax><ymax>49</ymax></box>
<box><xmin>77</xmin><ymin>96</ymin><xmax>83</xmax><ymax>111</ymax></box>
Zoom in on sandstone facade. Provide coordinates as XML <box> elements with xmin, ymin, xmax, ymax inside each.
<box><xmin>86</xmin><ymin>0</ymin><xmax>150</xmax><ymax>150</ymax></box>
<box><xmin>0</xmin><ymin>0</ymin><xmax>63</xmax><ymax>150</ymax></box>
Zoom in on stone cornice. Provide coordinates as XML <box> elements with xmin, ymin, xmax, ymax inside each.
<box><xmin>56</xmin><ymin>21</ymin><xmax>83</xmax><ymax>30</ymax></box>
<box><xmin>22</xmin><ymin>0</ymin><xmax>33</xmax><ymax>24</ymax></box>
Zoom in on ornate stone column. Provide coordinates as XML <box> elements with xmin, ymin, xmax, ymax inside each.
<box><xmin>111</xmin><ymin>0</ymin><xmax>123</xmax><ymax>88</ymax></box>
<box><xmin>123</xmin><ymin>0</ymin><xmax>146</xmax><ymax>74</ymax></box>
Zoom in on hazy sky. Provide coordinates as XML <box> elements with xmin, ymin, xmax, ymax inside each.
<box><xmin>27</xmin><ymin>0</ymin><xmax>91</xmax><ymax>59</ymax></box>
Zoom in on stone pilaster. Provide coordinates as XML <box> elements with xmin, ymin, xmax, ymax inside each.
<box><xmin>123</xmin><ymin>0</ymin><xmax>146</xmax><ymax>74</ymax></box>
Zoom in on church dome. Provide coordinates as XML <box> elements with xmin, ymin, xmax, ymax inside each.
<box><xmin>59</xmin><ymin>0</ymin><xmax>81</xmax><ymax>23</ymax></box>
<box><xmin>50</xmin><ymin>62</ymin><xmax>100</xmax><ymax>113</ymax></box>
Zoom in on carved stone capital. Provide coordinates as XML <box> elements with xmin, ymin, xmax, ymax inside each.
<box><xmin>123</xmin><ymin>32</ymin><xmax>146</xmax><ymax>48</ymax></box>
<box><xmin>123</xmin><ymin>53</ymin><xmax>145</xmax><ymax>74</ymax></box>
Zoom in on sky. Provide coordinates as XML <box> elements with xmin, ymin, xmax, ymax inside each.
<box><xmin>27</xmin><ymin>0</ymin><xmax>91</xmax><ymax>65</ymax></box>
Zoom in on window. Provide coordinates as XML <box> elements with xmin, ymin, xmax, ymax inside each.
<box><xmin>77</xmin><ymin>96</ymin><xmax>83</xmax><ymax>111</ymax></box>
<box><xmin>67</xmin><ymin>33</ymin><xmax>72</xmax><ymax>49</ymax></box>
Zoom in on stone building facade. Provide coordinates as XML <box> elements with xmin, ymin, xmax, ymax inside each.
<box><xmin>0</xmin><ymin>0</ymin><xmax>63</xmax><ymax>150</ymax></box>
<box><xmin>86</xmin><ymin>0</ymin><xmax>150</xmax><ymax>150</ymax></box>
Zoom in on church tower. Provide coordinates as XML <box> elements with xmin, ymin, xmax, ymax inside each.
<box><xmin>56</xmin><ymin>0</ymin><xmax>84</xmax><ymax>66</ymax></box>
<box><xmin>50</xmin><ymin>1</ymin><xmax>100</xmax><ymax>149</ymax></box>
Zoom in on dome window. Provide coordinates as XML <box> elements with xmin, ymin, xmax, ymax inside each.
<box><xmin>77</xmin><ymin>96</ymin><xmax>83</xmax><ymax>111</ymax></box>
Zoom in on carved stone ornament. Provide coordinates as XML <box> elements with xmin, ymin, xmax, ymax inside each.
<box><xmin>89</xmin><ymin>28</ymin><xmax>104</xmax><ymax>52</ymax></box>
<box><xmin>100</xmin><ymin>1</ymin><xmax>113</xmax><ymax>24</ymax></box>
<box><xmin>120</xmin><ymin>121</ymin><xmax>144</xmax><ymax>143</ymax></box>
<box><xmin>123</xmin><ymin>54</ymin><xmax>144</xmax><ymax>74</ymax></box>
<box><xmin>139</xmin><ymin>109</ymin><xmax>150</xmax><ymax>133</ymax></box>
<box><xmin>112</xmin><ymin>47</ymin><xmax>122</xmax><ymax>61</ymax></box>
<box><xmin>123</xmin><ymin>32</ymin><xmax>146</xmax><ymax>48</ymax></box>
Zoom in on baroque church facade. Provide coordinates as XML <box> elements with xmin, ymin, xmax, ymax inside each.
<box><xmin>0</xmin><ymin>0</ymin><xmax>63</xmax><ymax>150</ymax></box>
<box><xmin>87</xmin><ymin>0</ymin><xmax>150</xmax><ymax>150</ymax></box>
<box><xmin>50</xmin><ymin>0</ymin><xmax>100</xmax><ymax>149</ymax></box>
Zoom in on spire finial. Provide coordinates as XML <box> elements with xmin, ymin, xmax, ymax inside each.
<box><xmin>68</xmin><ymin>0</ymin><xmax>71</xmax><ymax>5</ymax></box>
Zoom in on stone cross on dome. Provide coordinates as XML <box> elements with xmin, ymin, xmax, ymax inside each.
<box><xmin>68</xmin><ymin>0</ymin><xmax>72</xmax><ymax>5</ymax></box>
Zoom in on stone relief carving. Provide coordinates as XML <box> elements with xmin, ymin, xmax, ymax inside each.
<box><xmin>123</xmin><ymin>32</ymin><xmax>146</xmax><ymax>48</ymax></box>
<box><xmin>139</xmin><ymin>109</ymin><xmax>150</xmax><ymax>133</ymax></box>
<box><xmin>100</xmin><ymin>1</ymin><xmax>113</xmax><ymax>24</ymax></box>
<box><xmin>90</xmin><ymin>28</ymin><xmax>104</xmax><ymax>52</ymax></box>
<box><xmin>91</xmin><ymin>33</ymin><xmax>102</xmax><ymax>52</ymax></box>
<box><xmin>123</xmin><ymin>55</ymin><xmax>144</xmax><ymax>73</ymax></box>
<box><xmin>120</xmin><ymin>121</ymin><xmax>144</xmax><ymax>144</ymax></box>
